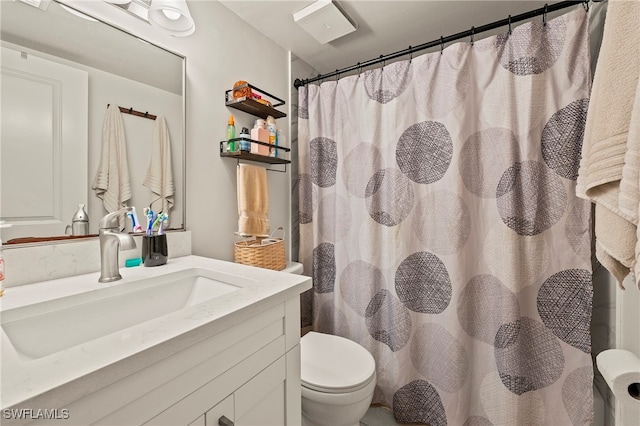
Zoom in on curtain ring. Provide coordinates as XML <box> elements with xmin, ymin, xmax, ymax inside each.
<box><xmin>470</xmin><ymin>26</ymin><xmax>474</xmax><ymax>46</ymax></box>
<box><xmin>408</xmin><ymin>46</ymin><xmax>412</xmax><ymax>63</ymax></box>
<box><xmin>335</xmin><ymin>70</ymin><xmax>340</xmax><ymax>81</ymax></box>
<box><xmin>508</xmin><ymin>15</ymin><xmax>512</xmax><ymax>35</ymax></box>
<box><xmin>583</xmin><ymin>1</ymin><xmax>589</xmax><ymax>12</ymax></box>
<box><xmin>543</xmin><ymin>3</ymin><xmax>548</xmax><ymax>26</ymax></box>
<box><xmin>380</xmin><ymin>54</ymin><xmax>385</xmax><ymax>70</ymax></box>
<box><xmin>440</xmin><ymin>36</ymin><xmax>444</xmax><ymax>55</ymax></box>
<box><xmin>357</xmin><ymin>62</ymin><xmax>362</xmax><ymax>76</ymax></box>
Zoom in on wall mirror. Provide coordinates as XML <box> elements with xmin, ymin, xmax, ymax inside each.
<box><xmin>0</xmin><ymin>0</ymin><xmax>185</xmax><ymax>246</ymax></box>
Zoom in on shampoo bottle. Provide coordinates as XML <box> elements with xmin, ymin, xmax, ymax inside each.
<box><xmin>226</xmin><ymin>114</ymin><xmax>236</xmax><ymax>152</ymax></box>
<box><xmin>250</xmin><ymin>119</ymin><xmax>269</xmax><ymax>155</ymax></box>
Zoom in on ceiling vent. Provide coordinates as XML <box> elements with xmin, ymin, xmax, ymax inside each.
<box><xmin>293</xmin><ymin>0</ymin><xmax>356</xmax><ymax>44</ymax></box>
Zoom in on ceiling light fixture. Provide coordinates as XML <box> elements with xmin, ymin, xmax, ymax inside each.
<box><xmin>148</xmin><ymin>0</ymin><xmax>195</xmax><ymax>37</ymax></box>
<box><xmin>105</xmin><ymin>0</ymin><xmax>195</xmax><ymax>37</ymax></box>
<box><xmin>293</xmin><ymin>0</ymin><xmax>356</xmax><ymax>44</ymax></box>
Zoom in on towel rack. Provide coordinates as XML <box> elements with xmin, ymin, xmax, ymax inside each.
<box><xmin>220</xmin><ymin>139</ymin><xmax>290</xmax><ymax>173</ymax></box>
<box><xmin>107</xmin><ymin>104</ymin><xmax>157</xmax><ymax>120</ymax></box>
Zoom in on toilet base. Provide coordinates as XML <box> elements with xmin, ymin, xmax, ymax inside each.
<box><xmin>302</xmin><ymin>413</ymin><xmax>359</xmax><ymax>426</ymax></box>
<box><xmin>300</xmin><ymin>372</ymin><xmax>375</xmax><ymax>426</ymax></box>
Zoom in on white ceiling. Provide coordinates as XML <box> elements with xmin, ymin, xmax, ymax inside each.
<box><xmin>219</xmin><ymin>1</ymin><xmax>576</xmax><ymax>76</ymax></box>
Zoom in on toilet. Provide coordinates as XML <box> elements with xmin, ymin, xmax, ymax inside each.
<box><xmin>300</xmin><ymin>331</ymin><xmax>377</xmax><ymax>426</ymax></box>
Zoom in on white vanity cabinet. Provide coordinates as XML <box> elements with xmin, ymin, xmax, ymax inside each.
<box><xmin>28</xmin><ymin>297</ymin><xmax>303</xmax><ymax>426</ymax></box>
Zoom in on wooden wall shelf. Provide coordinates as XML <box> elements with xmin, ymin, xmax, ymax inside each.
<box><xmin>224</xmin><ymin>83</ymin><xmax>286</xmax><ymax>120</ymax></box>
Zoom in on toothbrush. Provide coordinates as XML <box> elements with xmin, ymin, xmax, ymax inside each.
<box><xmin>143</xmin><ymin>207</ymin><xmax>149</xmax><ymax>234</ymax></box>
<box><xmin>131</xmin><ymin>207</ymin><xmax>143</xmax><ymax>233</ymax></box>
<box><xmin>158</xmin><ymin>213</ymin><xmax>168</xmax><ymax>235</ymax></box>
<box><xmin>145</xmin><ymin>208</ymin><xmax>154</xmax><ymax>236</ymax></box>
<box><xmin>127</xmin><ymin>208</ymin><xmax>143</xmax><ymax>233</ymax></box>
<box><xmin>126</xmin><ymin>211</ymin><xmax>135</xmax><ymax>232</ymax></box>
<box><xmin>151</xmin><ymin>212</ymin><xmax>163</xmax><ymax>231</ymax></box>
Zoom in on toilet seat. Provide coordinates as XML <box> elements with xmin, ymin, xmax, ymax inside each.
<box><xmin>301</xmin><ymin>332</ymin><xmax>376</xmax><ymax>394</ymax></box>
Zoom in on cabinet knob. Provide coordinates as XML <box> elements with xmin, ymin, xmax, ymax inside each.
<box><xmin>218</xmin><ymin>415</ymin><xmax>234</xmax><ymax>426</ymax></box>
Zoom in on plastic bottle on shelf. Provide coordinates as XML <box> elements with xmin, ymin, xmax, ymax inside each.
<box><xmin>250</xmin><ymin>119</ymin><xmax>270</xmax><ymax>155</ymax></box>
<box><xmin>226</xmin><ymin>114</ymin><xmax>236</xmax><ymax>152</ymax></box>
<box><xmin>276</xmin><ymin>129</ymin><xmax>287</xmax><ymax>160</ymax></box>
<box><xmin>266</xmin><ymin>115</ymin><xmax>277</xmax><ymax>157</ymax></box>
<box><xmin>239</xmin><ymin>127</ymin><xmax>251</xmax><ymax>152</ymax></box>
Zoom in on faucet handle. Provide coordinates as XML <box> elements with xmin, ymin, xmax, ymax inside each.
<box><xmin>99</xmin><ymin>207</ymin><xmax>133</xmax><ymax>230</ymax></box>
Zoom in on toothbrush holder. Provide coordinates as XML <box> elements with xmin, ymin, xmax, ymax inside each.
<box><xmin>142</xmin><ymin>234</ymin><xmax>168</xmax><ymax>267</ymax></box>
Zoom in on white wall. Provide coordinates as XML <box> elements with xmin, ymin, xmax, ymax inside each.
<box><xmin>63</xmin><ymin>0</ymin><xmax>291</xmax><ymax>262</ymax></box>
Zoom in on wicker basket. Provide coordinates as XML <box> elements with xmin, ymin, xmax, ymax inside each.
<box><xmin>234</xmin><ymin>227</ymin><xmax>286</xmax><ymax>271</ymax></box>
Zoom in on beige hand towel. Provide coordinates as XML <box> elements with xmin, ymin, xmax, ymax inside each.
<box><xmin>143</xmin><ymin>116</ymin><xmax>175</xmax><ymax>219</ymax></box>
<box><xmin>576</xmin><ymin>0</ymin><xmax>640</xmax><ymax>288</ymax></box>
<box><xmin>237</xmin><ymin>164</ymin><xmax>269</xmax><ymax>236</ymax></box>
<box><xmin>92</xmin><ymin>104</ymin><xmax>131</xmax><ymax>229</ymax></box>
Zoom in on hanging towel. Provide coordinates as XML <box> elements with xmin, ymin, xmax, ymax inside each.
<box><xmin>92</xmin><ymin>104</ymin><xmax>132</xmax><ymax>229</ymax></box>
<box><xmin>576</xmin><ymin>0</ymin><xmax>640</xmax><ymax>288</ymax></box>
<box><xmin>143</xmin><ymin>116</ymin><xmax>175</xmax><ymax>218</ymax></box>
<box><xmin>237</xmin><ymin>163</ymin><xmax>269</xmax><ymax>236</ymax></box>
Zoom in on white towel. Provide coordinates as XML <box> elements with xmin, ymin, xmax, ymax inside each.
<box><xmin>92</xmin><ymin>104</ymin><xmax>131</xmax><ymax>229</ymax></box>
<box><xmin>576</xmin><ymin>0</ymin><xmax>640</xmax><ymax>288</ymax></box>
<box><xmin>237</xmin><ymin>164</ymin><xmax>269</xmax><ymax>236</ymax></box>
<box><xmin>143</xmin><ymin>116</ymin><xmax>175</xmax><ymax>219</ymax></box>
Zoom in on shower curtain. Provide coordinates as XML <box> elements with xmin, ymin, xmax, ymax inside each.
<box><xmin>298</xmin><ymin>7</ymin><xmax>594</xmax><ymax>426</ymax></box>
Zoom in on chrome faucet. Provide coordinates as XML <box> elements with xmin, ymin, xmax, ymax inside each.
<box><xmin>98</xmin><ymin>207</ymin><xmax>136</xmax><ymax>283</ymax></box>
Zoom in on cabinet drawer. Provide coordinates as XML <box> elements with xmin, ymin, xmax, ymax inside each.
<box><xmin>204</xmin><ymin>396</ymin><xmax>233</xmax><ymax>426</ymax></box>
<box><xmin>94</xmin><ymin>306</ymin><xmax>285</xmax><ymax>426</ymax></box>
<box><xmin>236</xmin><ymin>357</ymin><xmax>286</xmax><ymax>426</ymax></box>
<box><xmin>144</xmin><ymin>337</ymin><xmax>284</xmax><ymax>426</ymax></box>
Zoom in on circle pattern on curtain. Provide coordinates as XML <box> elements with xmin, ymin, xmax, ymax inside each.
<box><xmin>496</xmin><ymin>160</ymin><xmax>567</xmax><ymax>236</ymax></box>
<box><xmin>396</xmin><ymin>121</ymin><xmax>453</xmax><ymax>184</ymax></box>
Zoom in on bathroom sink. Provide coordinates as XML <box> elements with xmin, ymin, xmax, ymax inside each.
<box><xmin>1</xmin><ymin>268</ymin><xmax>241</xmax><ymax>360</ymax></box>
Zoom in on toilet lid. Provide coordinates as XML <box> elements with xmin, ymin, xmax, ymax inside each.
<box><xmin>301</xmin><ymin>332</ymin><xmax>376</xmax><ymax>394</ymax></box>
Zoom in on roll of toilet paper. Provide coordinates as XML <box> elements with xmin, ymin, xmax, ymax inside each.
<box><xmin>596</xmin><ymin>349</ymin><xmax>640</xmax><ymax>410</ymax></box>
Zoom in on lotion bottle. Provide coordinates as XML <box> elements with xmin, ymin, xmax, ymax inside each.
<box><xmin>250</xmin><ymin>119</ymin><xmax>269</xmax><ymax>155</ymax></box>
<box><xmin>226</xmin><ymin>114</ymin><xmax>236</xmax><ymax>152</ymax></box>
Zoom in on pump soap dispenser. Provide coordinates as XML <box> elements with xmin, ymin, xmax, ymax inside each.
<box><xmin>66</xmin><ymin>204</ymin><xmax>89</xmax><ymax>236</ymax></box>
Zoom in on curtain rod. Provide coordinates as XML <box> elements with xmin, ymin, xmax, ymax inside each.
<box><xmin>293</xmin><ymin>0</ymin><xmax>588</xmax><ymax>89</ymax></box>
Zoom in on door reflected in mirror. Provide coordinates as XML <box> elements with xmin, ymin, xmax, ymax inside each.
<box><xmin>0</xmin><ymin>0</ymin><xmax>185</xmax><ymax>245</ymax></box>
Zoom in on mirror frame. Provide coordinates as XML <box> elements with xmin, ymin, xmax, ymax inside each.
<box><xmin>1</xmin><ymin>0</ymin><xmax>187</xmax><ymax>250</ymax></box>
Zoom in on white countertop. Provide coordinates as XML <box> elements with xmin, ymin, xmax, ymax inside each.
<box><xmin>0</xmin><ymin>255</ymin><xmax>311</xmax><ymax>410</ymax></box>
